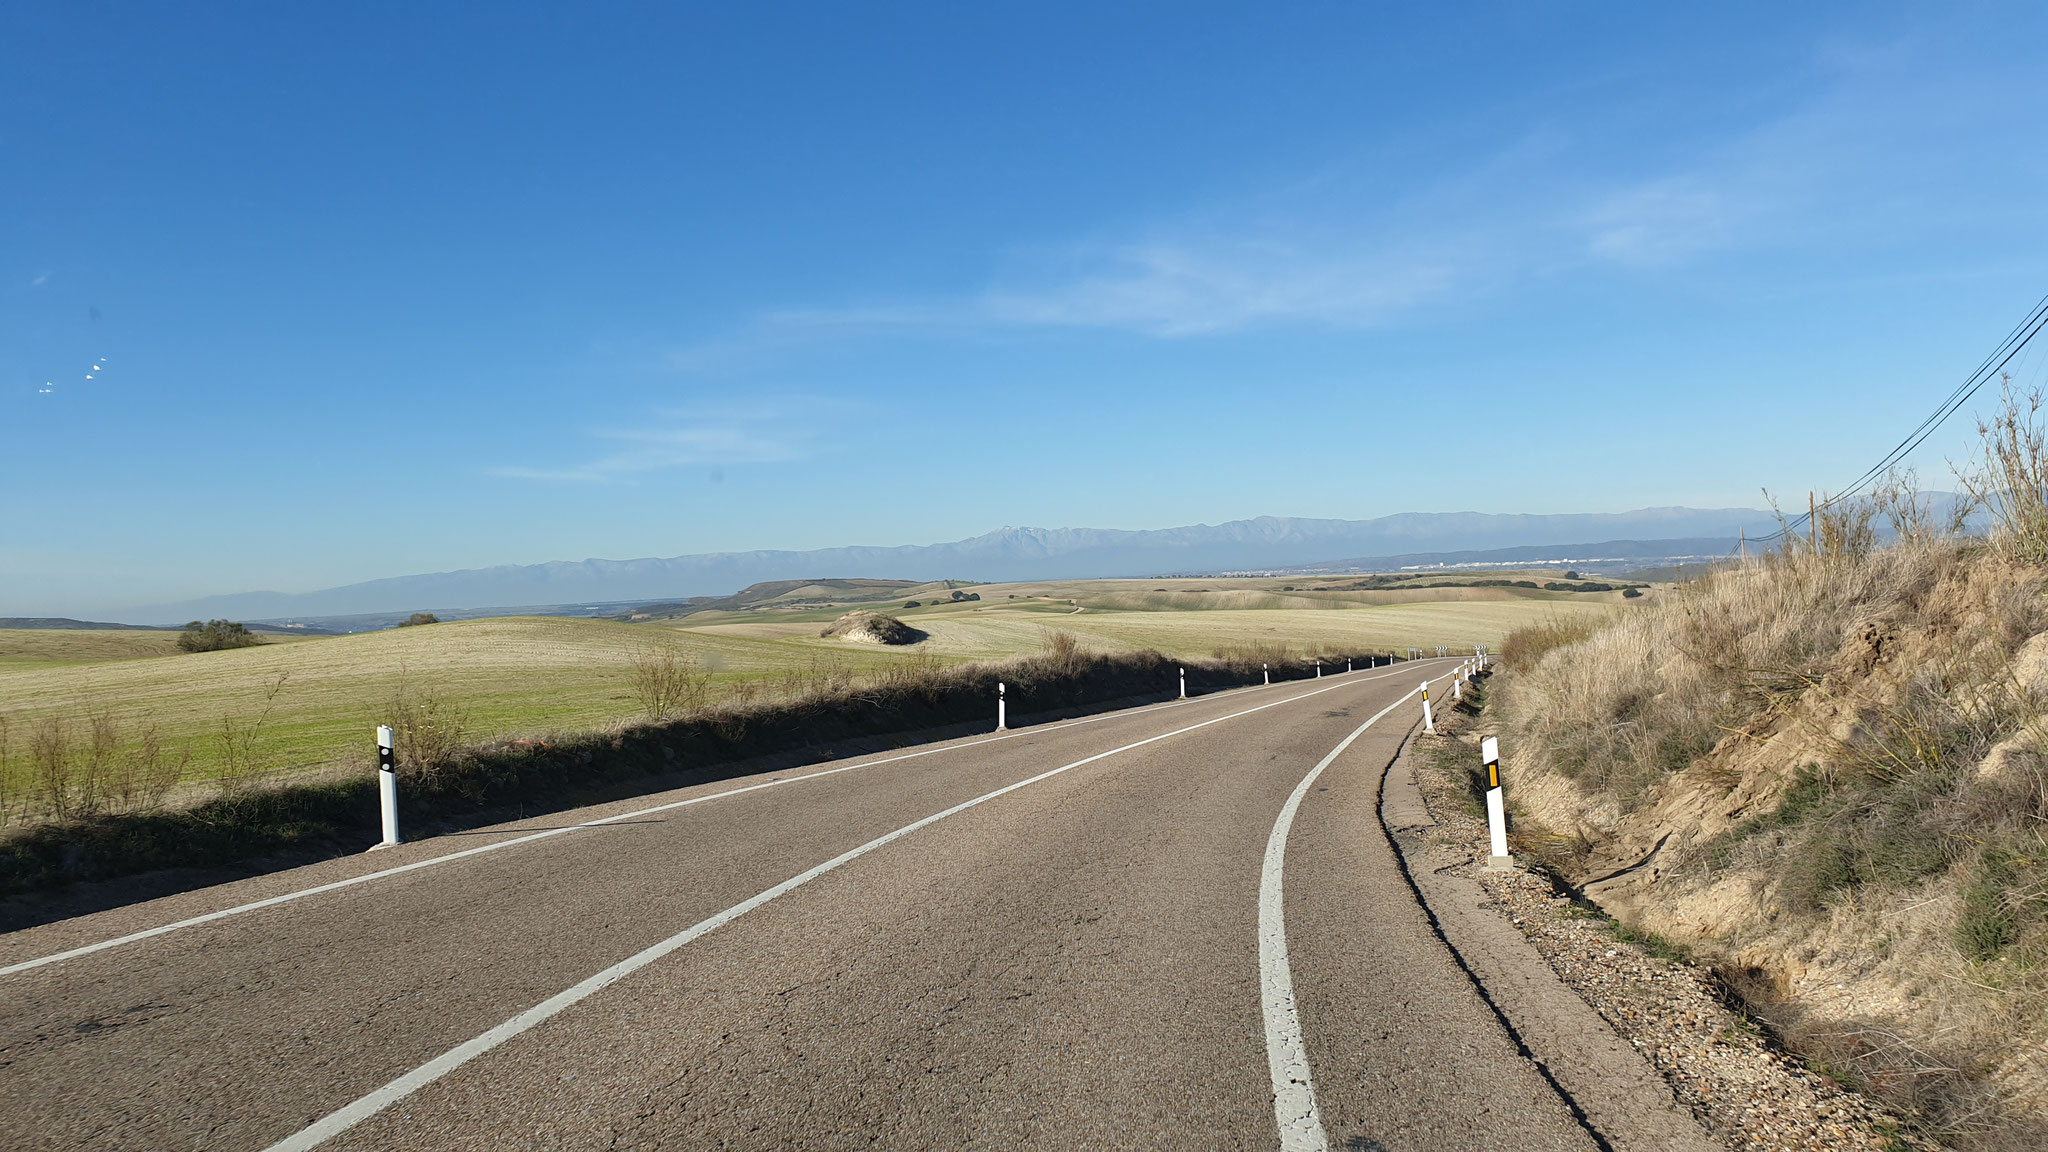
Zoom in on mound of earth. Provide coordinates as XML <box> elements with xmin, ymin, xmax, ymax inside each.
<box><xmin>818</xmin><ymin>610</ymin><xmax>926</xmax><ymax>645</ymax></box>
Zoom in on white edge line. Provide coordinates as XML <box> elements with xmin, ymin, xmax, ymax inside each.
<box><xmin>2</xmin><ymin>660</ymin><xmax>1452</xmax><ymax>977</ymax></box>
<box><xmin>0</xmin><ymin>686</ymin><xmax>1202</xmax><ymax>976</ymax></box>
<box><xmin>261</xmin><ymin>669</ymin><xmax>1440</xmax><ymax>1152</ymax></box>
<box><xmin>1259</xmin><ymin>676</ymin><xmax>1444</xmax><ymax>1151</ymax></box>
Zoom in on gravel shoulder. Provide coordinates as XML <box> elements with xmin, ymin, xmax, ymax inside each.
<box><xmin>1397</xmin><ymin>723</ymin><xmax>1929</xmax><ymax>1152</ymax></box>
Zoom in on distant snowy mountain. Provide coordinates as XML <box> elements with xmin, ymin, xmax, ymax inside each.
<box><xmin>104</xmin><ymin>507</ymin><xmax>1780</xmax><ymax>624</ymax></box>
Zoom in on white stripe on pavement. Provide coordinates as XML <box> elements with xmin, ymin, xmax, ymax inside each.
<box><xmin>1258</xmin><ymin>676</ymin><xmax>1442</xmax><ymax>1151</ymax></box>
<box><xmin>261</xmin><ymin>670</ymin><xmax>1437</xmax><ymax>1152</ymax></box>
<box><xmin>0</xmin><ymin>686</ymin><xmax>1238</xmax><ymax>977</ymax></box>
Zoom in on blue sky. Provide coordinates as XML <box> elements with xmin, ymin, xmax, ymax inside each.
<box><xmin>6</xmin><ymin>2</ymin><xmax>2048</xmax><ymax>615</ymax></box>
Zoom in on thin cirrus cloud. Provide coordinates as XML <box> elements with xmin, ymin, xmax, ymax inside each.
<box><xmin>490</xmin><ymin>411</ymin><xmax>816</xmax><ymax>483</ymax></box>
<box><xmin>975</xmin><ymin>237</ymin><xmax>1470</xmax><ymax>337</ymax></box>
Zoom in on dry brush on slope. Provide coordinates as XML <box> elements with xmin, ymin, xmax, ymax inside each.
<box><xmin>1491</xmin><ymin>516</ymin><xmax>2048</xmax><ymax>1147</ymax></box>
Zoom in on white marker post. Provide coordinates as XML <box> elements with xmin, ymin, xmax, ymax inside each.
<box><xmin>1482</xmin><ymin>736</ymin><xmax>1513</xmax><ymax>869</ymax></box>
<box><xmin>1453</xmin><ymin>677</ymin><xmax>1461</xmax><ymax>700</ymax></box>
<box><xmin>1263</xmin><ymin>663</ymin><xmax>1270</xmax><ymax>686</ymax></box>
<box><xmin>1421</xmin><ymin>682</ymin><xmax>1434</xmax><ymax>733</ymax></box>
<box><xmin>997</xmin><ymin>682</ymin><xmax>1008</xmax><ymax>731</ymax></box>
<box><xmin>1346</xmin><ymin>658</ymin><xmax>1353</xmax><ymax>673</ymax></box>
<box><xmin>1315</xmin><ymin>660</ymin><xmax>1322</xmax><ymax>678</ymax></box>
<box><xmin>1179</xmin><ymin>667</ymin><xmax>1187</xmax><ymax>700</ymax></box>
<box><xmin>373</xmin><ymin>725</ymin><xmax>401</xmax><ymax>850</ymax></box>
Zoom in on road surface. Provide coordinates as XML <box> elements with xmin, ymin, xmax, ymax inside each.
<box><xmin>0</xmin><ymin>659</ymin><xmax>1609</xmax><ymax>1150</ymax></box>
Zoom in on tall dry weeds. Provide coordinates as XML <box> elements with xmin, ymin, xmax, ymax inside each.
<box><xmin>1040</xmin><ymin>629</ymin><xmax>1084</xmax><ymax>677</ymax></box>
<box><xmin>387</xmin><ymin>671</ymin><xmax>469</xmax><ymax>781</ymax></box>
<box><xmin>1495</xmin><ymin>495</ymin><xmax>2048</xmax><ymax>1142</ymax></box>
<box><xmin>1960</xmin><ymin>377</ymin><xmax>2048</xmax><ymax>564</ymax></box>
<box><xmin>0</xmin><ymin>715</ymin><xmax>12</xmax><ymax>828</ymax></box>
<box><xmin>216</xmin><ymin>671</ymin><xmax>290</xmax><ymax>794</ymax></box>
<box><xmin>627</xmin><ymin>644</ymin><xmax>710</xmax><ymax>721</ymax></box>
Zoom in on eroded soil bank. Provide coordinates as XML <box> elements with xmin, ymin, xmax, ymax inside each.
<box><xmin>1484</xmin><ymin>542</ymin><xmax>2048</xmax><ymax>1149</ymax></box>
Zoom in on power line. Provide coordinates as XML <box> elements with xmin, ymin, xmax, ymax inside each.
<box><xmin>1750</xmin><ymin>291</ymin><xmax>2048</xmax><ymax>545</ymax></box>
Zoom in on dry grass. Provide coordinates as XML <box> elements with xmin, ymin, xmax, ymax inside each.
<box><xmin>0</xmin><ymin>592</ymin><xmax>1602</xmax><ymax>834</ymax></box>
<box><xmin>1493</xmin><ymin>533</ymin><xmax>2048</xmax><ymax>1144</ymax></box>
<box><xmin>0</xmin><ymin>635</ymin><xmax>1379</xmax><ymax>901</ymax></box>
<box><xmin>0</xmin><ymin>628</ymin><xmax>200</xmax><ymax>669</ymax></box>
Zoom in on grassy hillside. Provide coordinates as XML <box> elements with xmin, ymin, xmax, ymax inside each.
<box><xmin>1490</xmin><ymin>536</ymin><xmax>2048</xmax><ymax>1148</ymax></box>
<box><xmin>0</xmin><ymin>629</ymin><xmax>189</xmax><ymax>670</ymax></box>
<box><xmin>0</xmin><ymin>581</ymin><xmax>1625</xmax><ymax>828</ymax></box>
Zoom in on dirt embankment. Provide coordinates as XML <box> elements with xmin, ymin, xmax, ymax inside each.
<box><xmin>819</xmin><ymin>610</ymin><xmax>925</xmax><ymax>645</ymax></box>
<box><xmin>1490</xmin><ymin>540</ymin><xmax>2048</xmax><ymax>1150</ymax></box>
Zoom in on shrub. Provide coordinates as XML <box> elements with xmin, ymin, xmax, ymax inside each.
<box><xmin>387</xmin><ymin>675</ymin><xmax>468</xmax><ymax>781</ymax></box>
<box><xmin>902</xmin><ymin>600</ymin><xmax>921</xmax><ymax>609</ymax></box>
<box><xmin>627</xmin><ymin>646</ymin><xmax>710</xmax><ymax>722</ymax></box>
<box><xmin>398</xmin><ymin>612</ymin><xmax>440</xmax><ymax>627</ymax></box>
<box><xmin>1040</xmin><ymin>629</ymin><xmax>1083</xmax><ymax>676</ymax></box>
<box><xmin>177</xmin><ymin>619</ymin><xmax>260</xmax><ymax>653</ymax></box>
<box><xmin>1622</xmin><ymin>587</ymin><xmax>1643</xmax><ymax>598</ymax></box>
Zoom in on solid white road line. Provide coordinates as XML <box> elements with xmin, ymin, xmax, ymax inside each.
<box><xmin>0</xmin><ymin>686</ymin><xmax>1244</xmax><ymax>978</ymax></box>
<box><xmin>1258</xmin><ymin>674</ymin><xmax>1445</xmax><ymax>1152</ymax></box>
<box><xmin>4</xmin><ymin>661</ymin><xmax>1451</xmax><ymax>980</ymax></box>
<box><xmin>259</xmin><ymin>669</ymin><xmax>1435</xmax><ymax>1152</ymax></box>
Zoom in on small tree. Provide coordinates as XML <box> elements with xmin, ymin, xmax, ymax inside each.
<box><xmin>178</xmin><ymin>619</ymin><xmax>260</xmax><ymax>653</ymax></box>
<box><xmin>397</xmin><ymin>612</ymin><xmax>440</xmax><ymax>627</ymax></box>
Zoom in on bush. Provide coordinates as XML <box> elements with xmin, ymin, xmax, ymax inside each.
<box><xmin>627</xmin><ymin>646</ymin><xmax>710</xmax><ymax>722</ymax></box>
<box><xmin>902</xmin><ymin>600</ymin><xmax>921</xmax><ymax>609</ymax></box>
<box><xmin>397</xmin><ymin>612</ymin><xmax>440</xmax><ymax>627</ymax></box>
<box><xmin>176</xmin><ymin>619</ymin><xmax>260</xmax><ymax>653</ymax></box>
<box><xmin>1622</xmin><ymin>587</ymin><xmax>1643</xmax><ymax>598</ymax></box>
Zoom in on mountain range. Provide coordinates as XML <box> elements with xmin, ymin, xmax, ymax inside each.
<box><xmin>98</xmin><ymin>507</ymin><xmax>1782</xmax><ymax>625</ymax></box>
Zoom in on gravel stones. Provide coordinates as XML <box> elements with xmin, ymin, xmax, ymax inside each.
<box><xmin>1404</xmin><ymin>732</ymin><xmax>1927</xmax><ymax>1152</ymax></box>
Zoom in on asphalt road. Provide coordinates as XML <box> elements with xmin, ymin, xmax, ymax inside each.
<box><xmin>0</xmin><ymin>659</ymin><xmax>1601</xmax><ymax>1151</ymax></box>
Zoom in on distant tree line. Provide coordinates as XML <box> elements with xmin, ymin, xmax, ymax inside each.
<box><xmin>177</xmin><ymin>620</ymin><xmax>260</xmax><ymax>652</ymax></box>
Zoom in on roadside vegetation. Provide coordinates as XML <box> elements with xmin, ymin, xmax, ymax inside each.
<box><xmin>0</xmin><ymin>633</ymin><xmax>1402</xmax><ymax>904</ymax></box>
<box><xmin>1487</xmin><ymin>386</ymin><xmax>2048</xmax><ymax>1149</ymax></box>
<box><xmin>0</xmin><ymin>587</ymin><xmax>1609</xmax><ymax>820</ymax></box>
<box><xmin>0</xmin><ymin>566</ymin><xmax>1632</xmax><ymax>905</ymax></box>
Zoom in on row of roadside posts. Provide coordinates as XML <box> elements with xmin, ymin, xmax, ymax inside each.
<box><xmin>1434</xmin><ymin>647</ymin><xmax>1513</xmax><ymax>870</ymax></box>
<box><xmin>363</xmin><ymin>644</ymin><xmax>1502</xmax><ymax>855</ymax></box>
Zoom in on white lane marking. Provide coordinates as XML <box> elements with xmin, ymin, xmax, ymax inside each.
<box><xmin>259</xmin><ymin>669</ymin><xmax>1436</xmax><ymax>1152</ymax></box>
<box><xmin>0</xmin><ymin>688</ymin><xmax>1237</xmax><ymax>978</ymax></box>
<box><xmin>1258</xmin><ymin>673</ymin><xmax>1447</xmax><ymax>1151</ymax></box>
<box><xmin>4</xmin><ymin>662</ymin><xmax>1450</xmax><ymax>979</ymax></box>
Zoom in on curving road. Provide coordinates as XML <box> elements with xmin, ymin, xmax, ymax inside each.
<box><xmin>0</xmin><ymin>659</ymin><xmax>1606</xmax><ymax>1151</ymax></box>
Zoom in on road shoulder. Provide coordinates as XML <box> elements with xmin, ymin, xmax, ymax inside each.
<box><xmin>1392</xmin><ymin>728</ymin><xmax>1912</xmax><ymax>1152</ymax></box>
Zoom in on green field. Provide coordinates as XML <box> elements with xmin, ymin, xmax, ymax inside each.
<box><xmin>0</xmin><ymin>576</ymin><xmax>1628</xmax><ymax>811</ymax></box>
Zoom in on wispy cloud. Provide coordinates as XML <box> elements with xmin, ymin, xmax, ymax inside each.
<box><xmin>976</xmin><ymin>236</ymin><xmax>1469</xmax><ymax>337</ymax></box>
<box><xmin>1581</xmin><ymin>176</ymin><xmax>1753</xmax><ymax>267</ymax></box>
<box><xmin>658</xmin><ymin>31</ymin><xmax>2036</xmax><ymax>354</ymax></box>
<box><xmin>489</xmin><ymin>401</ymin><xmax>828</xmax><ymax>483</ymax></box>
